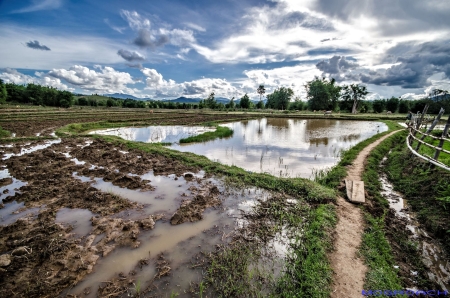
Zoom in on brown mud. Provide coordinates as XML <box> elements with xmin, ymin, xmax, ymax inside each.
<box><xmin>0</xmin><ymin>110</ymin><xmax>252</xmax><ymax>138</ymax></box>
<box><xmin>0</xmin><ymin>136</ymin><xmax>226</xmax><ymax>297</ymax></box>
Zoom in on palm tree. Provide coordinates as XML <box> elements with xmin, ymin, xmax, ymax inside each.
<box><xmin>257</xmin><ymin>84</ymin><xmax>265</xmax><ymax>102</ymax></box>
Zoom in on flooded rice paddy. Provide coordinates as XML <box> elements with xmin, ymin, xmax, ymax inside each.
<box><xmin>93</xmin><ymin>118</ymin><xmax>388</xmax><ymax>178</ymax></box>
<box><xmin>90</xmin><ymin>125</ymin><xmax>215</xmax><ymax>143</ymax></box>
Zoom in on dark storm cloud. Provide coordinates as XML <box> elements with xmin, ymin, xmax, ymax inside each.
<box><xmin>316</xmin><ymin>56</ymin><xmax>358</xmax><ymax>74</ymax></box>
<box><xmin>133</xmin><ymin>29</ymin><xmax>169</xmax><ymax>48</ymax></box>
<box><xmin>117</xmin><ymin>49</ymin><xmax>145</xmax><ymax>62</ymax></box>
<box><xmin>26</xmin><ymin>40</ymin><xmax>51</xmax><ymax>51</ymax></box>
<box><xmin>360</xmin><ymin>40</ymin><xmax>450</xmax><ymax>88</ymax></box>
<box><xmin>183</xmin><ymin>83</ymin><xmax>206</xmax><ymax>95</ymax></box>
<box><xmin>311</xmin><ymin>0</ymin><xmax>450</xmax><ymax>36</ymax></box>
<box><xmin>270</xmin><ymin>11</ymin><xmax>335</xmax><ymax>31</ymax></box>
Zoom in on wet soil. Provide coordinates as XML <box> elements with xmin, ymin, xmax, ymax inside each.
<box><xmin>0</xmin><ymin>136</ymin><xmax>226</xmax><ymax>297</ymax></box>
<box><xmin>0</xmin><ymin>110</ymin><xmax>252</xmax><ymax>138</ymax></box>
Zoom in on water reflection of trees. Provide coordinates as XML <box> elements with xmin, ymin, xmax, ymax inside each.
<box><xmin>305</xmin><ymin>119</ymin><xmax>334</xmax><ymax>131</ymax></box>
<box><xmin>266</xmin><ymin>118</ymin><xmax>290</xmax><ymax>129</ymax></box>
<box><xmin>338</xmin><ymin>134</ymin><xmax>360</xmax><ymax>142</ymax></box>
<box><xmin>309</xmin><ymin>137</ymin><xmax>329</xmax><ymax>146</ymax></box>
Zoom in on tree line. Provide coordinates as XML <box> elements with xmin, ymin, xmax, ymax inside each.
<box><xmin>1</xmin><ymin>79</ymin><xmax>448</xmax><ymax>113</ymax></box>
<box><xmin>0</xmin><ymin>80</ymin><xmax>73</xmax><ymax>108</ymax></box>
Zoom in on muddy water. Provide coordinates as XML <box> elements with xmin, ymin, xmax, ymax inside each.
<box><xmin>90</xmin><ymin>125</ymin><xmax>215</xmax><ymax>143</ymax></box>
<box><xmin>68</xmin><ymin>167</ymin><xmax>274</xmax><ymax>297</ymax></box>
<box><xmin>379</xmin><ymin>159</ymin><xmax>450</xmax><ymax>291</ymax></box>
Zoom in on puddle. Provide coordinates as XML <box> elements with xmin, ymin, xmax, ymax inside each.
<box><xmin>0</xmin><ymin>169</ymin><xmax>27</xmax><ymax>204</ymax></box>
<box><xmin>1</xmin><ymin>139</ymin><xmax>61</xmax><ymax>160</ymax></box>
<box><xmin>67</xmin><ymin>170</ymin><xmax>284</xmax><ymax>297</ymax></box>
<box><xmin>380</xmin><ymin>157</ymin><xmax>450</xmax><ymax>291</ymax></box>
<box><xmin>0</xmin><ymin>201</ymin><xmax>40</xmax><ymax>226</ymax></box>
<box><xmin>55</xmin><ymin>208</ymin><xmax>94</xmax><ymax>237</ymax></box>
<box><xmin>90</xmin><ymin>126</ymin><xmax>215</xmax><ymax>143</ymax></box>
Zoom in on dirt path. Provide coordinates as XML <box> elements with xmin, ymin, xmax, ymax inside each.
<box><xmin>330</xmin><ymin>130</ymin><xmax>401</xmax><ymax>298</ymax></box>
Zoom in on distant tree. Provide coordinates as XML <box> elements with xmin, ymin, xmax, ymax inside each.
<box><xmin>240</xmin><ymin>94</ymin><xmax>251</xmax><ymax>109</ymax></box>
<box><xmin>0</xmin><ymin>79</ymin><xmax>7</xmax><ymax>104</ymax></box>
<box><xmin>386</xmin><ymin>96</ymin><xmax>399</xmax><ymax>113</ymax></box>
<box><xmin>205</xmin><ymin>92</ymin><xmax>216</xmax><ymax>109</ymax></box>
<box><xmin>306</xmin><ymin>77</ymin><xmax>341</xmax><ymax>111</ymax></box>
<box><xmin>341</xmin><ymin>84</ymin><xmax>368</xmax><ymax>114</ymax></box>
<box><xmin>107</xmin><ymin>98</ymin><xmax>115</xmax><ymax>107</ymax></box>
<box><xmin>256</xmin><ymin>100</ymin><xmax>264</xmax><ymax>109</ymax></box>
<box><xmin>78</xmin><ymin>97</ymin><xmax>88</xmax><ymax>106</ymax></box>
<box><xmin>398</xmin><ymin>100</ymin><xmax>410</xmax><ymax>113</ymax></box>
<box><xmin>372</xmin><ymin>99</ymin><xmax>386</xmax><ymax>113</ymax></box>
<box><xmin>257</xmin><ymin>85</ymin><xmax>265</xmax><ymax>102</ymax></box>
<box><xmin>266</xmin><ymin>87</ymin><xmax>294</xmax><ymax>110</ymax></box>
<box><xmin>226</xmin><ymin>97</ymin><xmax>235</xmax><ymax>109</ymax></box>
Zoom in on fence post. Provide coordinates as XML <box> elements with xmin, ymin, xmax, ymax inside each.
<box><xmin>433</xmin><ymin>113</ymin><xmax>450</xmax><ymax>161</ymax></box>
<box><xmin>415</xmin><ymin>107</ymin><xmax>445</xmax><ymax>151</ymax></box>
<box><xmin>413</xmin><ymin>104</ymin><xmax>429</xmax><ymax>137</ymax></box>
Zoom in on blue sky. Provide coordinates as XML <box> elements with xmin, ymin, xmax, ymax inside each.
<box><xmin>1</xmin><ymin>0</ymin><xmax>449</xmax><ymax>100</ymax></box>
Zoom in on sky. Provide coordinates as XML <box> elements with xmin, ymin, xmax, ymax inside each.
<box><xmin>0</xmin><ymin>0</ymin><xmax>449</xmax><ymax>101</ymax></box>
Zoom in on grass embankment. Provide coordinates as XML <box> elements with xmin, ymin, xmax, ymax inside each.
<box><xmin>385</xmin><ymin>131</ymin><xmax>450</xmax><ymax>255</ymax></box>
<box><xmin>179</xmin><ymin>125</ymin><xmax>233</xmax><ymax>143</ymax></box>
<box><xmin>359</xmin><ymin>130</ymin><xmax>436</xmax><ymax>292</ymax></box>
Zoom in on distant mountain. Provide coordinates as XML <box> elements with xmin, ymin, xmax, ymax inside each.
<box><xmin>104</xmin><ymin>93</ymin><xmax>152</xmax><ymax>100</ymax></box>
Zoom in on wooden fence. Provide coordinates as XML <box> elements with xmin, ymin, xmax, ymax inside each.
<box><xmin>406</xmin><ymin>105</ymin><xmax>450</xmax><ymax>171</ymax></box>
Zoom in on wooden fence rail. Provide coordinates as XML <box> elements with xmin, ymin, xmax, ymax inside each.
<box><xmin>406</xmin><ymin>105</ymin><xmax>450</xmax><ymax>171</ymax></box>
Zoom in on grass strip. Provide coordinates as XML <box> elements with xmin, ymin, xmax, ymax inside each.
<box><xmin>179</xmin><ymin>126</ymin><xmax>233</xmax><ymax>143</ymax></box>
<box><xmin>275</xmin><ymin>204</ymin><xmax>337</xmax><ymax>298</ymax></box>
<box><xmin>359</xmin><ymin>131</ymin><xmax>433</xmax><ymax>294</ymax></box>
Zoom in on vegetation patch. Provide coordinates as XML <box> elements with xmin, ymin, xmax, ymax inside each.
<box><xmin>275</xmin><ymin>204</ymin><xmax>336</xmax><ymax>298</ymax></box>
<box><xmin>179</xmin><ymin>125</ymin><xmax>233</xmax><ymax>143</ymax></box>
<box><xmin>0</xmin><ymin>126</ymin><xmax>11</xmax><ymax>138</ymax></box>
<box><xmin>202</xmin><ymin>195</ymin><xmax>336</xmax><ymax>297</ymax></box>
<box><xmin>385</xmin><ymin>131</ymin><xmax>450</xmax><ymax>255</ymax></box>
<box><xmin>360</xmin><ymin>131</ymin><xmax>436</xmax><ymax>292</ymax></box>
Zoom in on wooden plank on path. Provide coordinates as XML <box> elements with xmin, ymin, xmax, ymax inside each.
<box><xmin>351</xmin><ymin>181</ymin><xmax>365</xmax><ymax>203</ymax></box>
<box><xmin>345</xmin><ymin>180</ymin><xmax>365</xmax><ymax>203</ymax></box>
<box><xmin>345</xmin><ymin>179</ymin><xmax>353</xmax><ymax>201</ymax></box>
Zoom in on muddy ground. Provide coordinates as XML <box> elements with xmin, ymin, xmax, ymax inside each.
<box><xmin>0</xmin><ymin>110</ymin><xmax>252</xmax><ymax>138</ymax></box>
<box><xmin>0</xmin><ymin>136</ymin><xmax>228</xmax><ymax>297</ymax></box>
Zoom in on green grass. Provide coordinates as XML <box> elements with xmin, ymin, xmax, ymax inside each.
<box><xmin>179</xmin><ymin>126</ymin><xmax>233</xmax><ymax>143</ymax></box>
<box><xmin>409</xmin><ymin>130</ymin><xmax>450</xmax><ymax>166</ymax></box>
<box><xmin>359</xmin><ymin>130</ymin><xmax>435</xmax><ymax>293</ymax></box>
<box><xmin>0</xmin><ymin>126</ymin><xmax>11</xmax><ymax>138</ymax></box>
<box><xmin>275</xmin><ymin>204</ymin><xmax>337</xmax><ymax>298</ymax></box>
<box><xmin>385</xmin><ymin>131</ymin><xmax>450</xmax><ymax>255</ymax></box>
